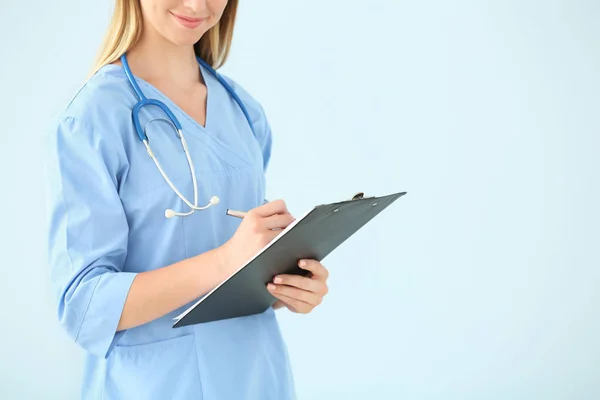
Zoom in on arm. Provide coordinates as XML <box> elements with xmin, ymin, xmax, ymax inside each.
<box><xmin>120</xmin><ymin>202</ymin><xmax>297</xmax><ymax>328</ymax></box>
<box><xmin>45</xmin><ymin>117</ymin><xmax>229</xmax><ymax>356</ymax></box>
<box><xmin>116</xmin><ymin>247</ymin><xmax>229</xmax><ymax>331</ymax></box>
<box><xmin>46</xmin><ymin>117</ymin><xmax>293</xmax><ymax>357</ymax></box>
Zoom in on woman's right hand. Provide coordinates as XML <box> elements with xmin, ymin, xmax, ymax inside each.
<box><xmin>219</xmin><ymin>200</ymin><xmax>295</xmax><ymax>276</ymax></box>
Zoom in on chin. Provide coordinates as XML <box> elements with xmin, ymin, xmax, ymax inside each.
<box><xmin>168</xmin><ymin>24</ymin><xmax>211</xmax><ymax>45</ymax></box>
<box><xmin>163</xmin><ymin>28</ymin><xmax>203</xmax><ymax>47</ymax></box>
<box><xmin>172</xmin><ymin>36</ymin><xmax>202</xmax><ymax>47</ymax></box>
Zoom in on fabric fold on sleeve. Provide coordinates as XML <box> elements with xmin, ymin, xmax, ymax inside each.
<box><xmin>74</xmin><ymin>271</ymin><xmax>137</xmax><ymax>358</ymax></box>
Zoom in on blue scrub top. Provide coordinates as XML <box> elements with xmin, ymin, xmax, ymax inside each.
<box><xmin>44</xmin><ymin>61</ymin><xmax>296</xmax><ymax>399</ymax></box>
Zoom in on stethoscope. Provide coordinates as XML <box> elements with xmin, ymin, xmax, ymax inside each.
<box><xmin>120</xmin><ymin>53</ymin><xmax>256</xmax><ymax>218</ymax></box>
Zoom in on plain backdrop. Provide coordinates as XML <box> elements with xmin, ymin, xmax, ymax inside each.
<box><xmin>1</xmin><ymin>1</ymin><xmax>599</xmax><ymax>399</ymax></box>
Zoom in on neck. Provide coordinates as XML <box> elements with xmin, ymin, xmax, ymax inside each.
<box><xmin>125</xmin><ymin>27</ymin><xmax>201</xmax><ymax>89</ymax></box>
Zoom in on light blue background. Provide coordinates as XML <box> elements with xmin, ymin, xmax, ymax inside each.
<box><xmin>1</xmin><ymin>0</ymin><xmax>599</xmax><ymax>399</ymax></box>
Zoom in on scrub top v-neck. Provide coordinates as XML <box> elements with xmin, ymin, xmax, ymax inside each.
<box><xmin>44</xmin><ymin>61</ymin><xmax>295</xmax><ymax>400</ymax></box>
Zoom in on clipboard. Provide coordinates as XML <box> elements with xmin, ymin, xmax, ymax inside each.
<box><xmin>172</xmin><ymin>190</ymin><xmax>407</xmax><ymax>327</ymax></box>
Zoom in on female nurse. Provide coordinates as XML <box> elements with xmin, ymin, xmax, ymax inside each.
<box><xmin>44</xmin><ymin>1</ymin><xmax>329</xmax><ymax>399</ymax></box>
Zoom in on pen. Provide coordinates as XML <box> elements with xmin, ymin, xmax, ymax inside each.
<box><xmin>226</xmin><ymin>199</ymin><xmax>269</xmax><ymax>219</ymax></box>
<box><xmin>225</xmin><ymin>209</ymin><xmax>247</xmax><ymax>219</ymax></box>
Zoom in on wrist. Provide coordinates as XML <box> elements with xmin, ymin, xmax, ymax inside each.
<box><xmin>214</xmin><ymin>240</ymin><xmax>234</xmax><ymax>279</ymax></box>
<box><xmin>186</xmin><ymin>243</ymin><xmax>234</xmax><ymax>294</ymax></box>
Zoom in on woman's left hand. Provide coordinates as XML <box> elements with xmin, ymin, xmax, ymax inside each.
<box><xmin>268</xmin><ymin>259</ymin><xmax>329</xmax><ymax>314</ymax></box>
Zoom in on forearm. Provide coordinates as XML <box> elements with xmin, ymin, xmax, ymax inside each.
<box><xmin>117</xmin><ymin>247</ymin><xmax>229</xmax><ymax>331</ymax></box>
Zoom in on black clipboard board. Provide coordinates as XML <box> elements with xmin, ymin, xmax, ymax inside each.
<box><xmin>172</xmin><ymin>190</ymin><xmax>406</xmax><ymax>327</ymax></box>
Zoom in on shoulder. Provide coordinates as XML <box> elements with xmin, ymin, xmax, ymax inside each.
<box><xmin>48</xmin><ymin>64</ymin><xmax>138</xmax><ymax>145</ymax></box>
<box><xmin>58</xmin><ymin>64</ymin><xmax>135</xmax><ymax>130</ymax></box>
<box><xmin>217</xmin><ymin>73</ymin><xmax>272</xmax><ymax>139</ymax></box>
<box><xmin>45</xmin><ymin>65</ymin><xmax>136</xmax><ymax>170</ymax></box>
<box><xmin>219</xmin><ymin>74</ymin><xmax>265</xmax><ymax>115</ymax></box>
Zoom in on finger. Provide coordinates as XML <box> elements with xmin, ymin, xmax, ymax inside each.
<box><xmin>263</xmin><ymin>229</ymin><xmax>283</xmax><ymax>244</ymax></box>
<box><xmin>263</xmin><ymin>213</ymin><xmax>295</xmax><ymax>230</ymax></box>
<box><xmin>267</xmin><ymin>283</ymin><xmax>322</xmax><ymax>307</ymax></box>
<box><xmin>298</xmin><ymin>259</ymin><xmax>329</xmax><ymax>280</ymax></box>
<box><xmin>273</xmin><ymin>274</ymin><xmax>324</xmax><ymax>294</ymax></box>
<box><xmin>270</xmin><ymin>292</ymin><xmax>313</xmax><ymax>314</ymax></box>
<box><xmin>253</xmin><ymin>199</ymin><xmax>290</xmax><ymax>218</ymax></box>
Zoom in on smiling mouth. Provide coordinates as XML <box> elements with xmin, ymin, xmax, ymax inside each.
<box><xmin>171</xmin><ymin>12</ymin><xmax>206</xmax><ymax>29</ymax></box>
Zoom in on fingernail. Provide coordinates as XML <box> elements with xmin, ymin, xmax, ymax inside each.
<box><xmin>299</xmin><ymin>260</ymin><xmax>306</xmax><ymax>267</ymax></box>
<box><xmin>273</xmin><ymin>276</ymin><xmax>282</xmax><ymax>284</ymax></box>
<box><xmin>267</xmin><ymin>283</ymin><xmax>276</xmax><ymax>291</ymax></box>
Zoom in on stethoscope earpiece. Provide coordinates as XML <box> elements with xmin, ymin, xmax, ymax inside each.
<box><xmin>164</xmin><ymin>195</ymin><xmax>220</xmax><ymax>219</ymax></box>
<box><xmin>165</xmin><ymin>209</ymin><xmax>177</xmax><ymax>219</ymax></box>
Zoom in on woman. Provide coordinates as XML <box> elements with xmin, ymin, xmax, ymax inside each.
<box><xmin>45</xmin><ymin>1</ymin><xmax>329</xmax><ymax>398</ymax></box>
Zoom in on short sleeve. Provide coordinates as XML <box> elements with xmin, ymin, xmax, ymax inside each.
<box><xmin>44</xmin><ymin>116</ymin><xmax>137</xmax><ymax>359</ymax></box>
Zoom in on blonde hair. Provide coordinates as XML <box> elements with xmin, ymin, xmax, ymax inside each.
<box><xmin>90</xmin><ymin>0</ymin><xmax>238</xmax><ymax>76</ymax></box>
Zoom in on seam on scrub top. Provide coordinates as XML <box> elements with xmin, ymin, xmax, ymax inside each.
<box><xmin>74</xmin><ymin>273</ymin><xmax>102</xmax><ymax>343</ymax></box>
<box><xmin>64</xmin><ymin>79</ymin><xmax>94</xmax><ymax>111</ymax></box>
<box><xmin>119</xmin><ymin>164</ymin><xmax>262</xmax><ymax>207</ymax></box>
<box><xmin>179</xmin><ymin>213</ymin><xmax>204</xmax><ymax>399</ymax></box>
<box><xmin>119</xmin><ymin>172</ymin><xmax>188</xmax><ymax>206</ymax></box>
<box><xmin>191</xmin><ymin>334</ymin><xmax>206</xmax><ymax>400</ymax></box>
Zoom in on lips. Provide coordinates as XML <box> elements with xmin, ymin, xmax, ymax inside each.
<box><xmin>171</xmin><ymin>12</ymin><xmax>205</xmax><ymax>29</ymax></box>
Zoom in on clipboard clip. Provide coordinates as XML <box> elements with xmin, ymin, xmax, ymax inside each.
<box><xmin>351</xmin><ymin>192</ymin><xmax>377</xmax><ymax>201</ymax></box>
<box><xmin>354</xmin><ymin>191</ymin><xmax>378</xmax><ymax>201</ymax></box>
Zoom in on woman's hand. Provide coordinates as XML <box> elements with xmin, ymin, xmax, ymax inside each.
<box><xmin>220</xmin><ymin>200</ymin><xmax>294</xmax><ymax>277</ymax></box>
<box><xmin>268</xmin><ymin>259</ymin><xmax>329</xmax><ymax>314</ymax></box>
